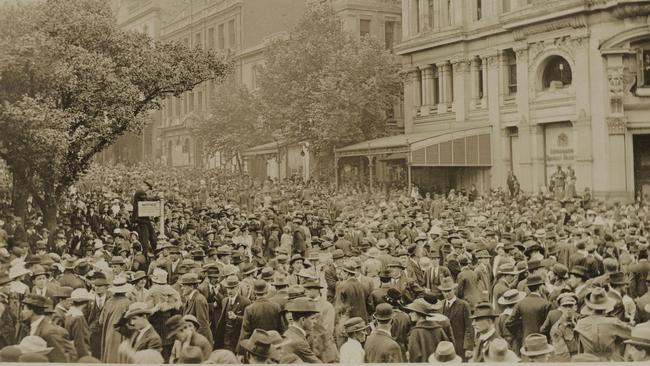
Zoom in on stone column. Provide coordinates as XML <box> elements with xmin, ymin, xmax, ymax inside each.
<box><xmin>411</xmin><ymin>68</ymin><xmax>422</xmax><ymax>115</ymax></box>
<box><xmin>605</xmin><ymin>53</ymin><xmax>628</xmax><ymax>197</ymax></box>
<box><xmin>440</xmin><ymin>62</ymin><xmax>453</xmax><ymax>113</ymax></box>
<box><xmin>452</xmin><ymin>58</ymin><xmax>469</xmax><ymax>122</ymax></box>
<box><xmin>470</xmin><ymin>57</ymin><xmax>481</xmax><ymax>106</ymax></box>
<box><xmin>440</xmin><ymin>0</ymin><xmax>449</xmax><ymax>27</ymax></box>
<box><xmin>571</xmin><ymin>36</ymin><xmax>593</xmax><ymax>193</ymax></box>
<box><xmin>486</xmin><ymin>53</ymin><xmax>503</xmax><ymax>188</ymax></box>
<box><xmin>513</xmin><ymin>46</ymin><xmax>535</xmax><ymax>192</ymax></box>
<box><xmin>481</xmin><ymin>56</ymin><xmax>489</xmax><ymax>107</ymax></box>
<box><xmin>402</xmin><ymin>0</ymin><xmax>411</xmax><ymax>38</ymax></box>
<box><xmin>419</xmin><ymin>0</ymin><xmax>430</xmax><ymax>32</ymax></box>
<box><xmin>419</xmin><ymin>65</ymin><xmax>430</xmax><ymax>111</ymax></box>
<box><xmin>426</xmin><ymin>64</ymin><xmax>436</xmax><ymax>108</ymax></box>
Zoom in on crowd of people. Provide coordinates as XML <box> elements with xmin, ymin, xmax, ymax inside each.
<box><xmin>0</xmin><ymin>162</ymin><xmax>649</xmax><ymax>363</ymax></box>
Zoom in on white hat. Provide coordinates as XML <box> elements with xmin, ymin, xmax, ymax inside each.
<box><xmin>93</xmin><ymin>239</ymin><xmax>104</xmax><ymax>250</ymax></box>
<box><xmin>18</xmin><ymin>335</ymin><xmax>53</xmax><ymax>354</ymax></box>
<box><xmin>151</xmin><ymin>268</ymin><xmax>168</xmax><ymax>285</ymax></box>
<box><xmin>9</xmin><ymin>265</ymin><xmax>30</xmax><ymax>279</ymax></box>
<box><xmin>70</xmin><ymin>288</ymin><xmax>94</xmax><ymax>302</ymax></box>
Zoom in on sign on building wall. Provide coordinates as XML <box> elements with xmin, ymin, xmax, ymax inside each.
<box><xmin>544</xmin><ymin>122</ymin><xmax>575</xmax><ymax>184</ymax></box>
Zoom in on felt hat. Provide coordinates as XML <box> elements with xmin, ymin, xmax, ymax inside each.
<box><xmin>285</xmin><ymin>297</ymin><xmax>318</xmax><ymax>313</ymax></box>
<box><xmin>130</xmin><ymin>271</ymin><xmax>147</xmax><ymax>283</ymax></box>
<box><xmin>609</xmin><ymin>271</ymin><xmax>628</xmax><ymax>286</ymax></box>
<box><xmin>584</xmin><ymin>287</ymin><xmax>616</xmax><ymax>311</ymax></box>
<box><xmin>520</xmin><ymin>333</ymin><xmax>554</xmax><ymax>357</ymax></box>
<box><xmin>151</xmin><ymin>268</ymin><xmax>168</xmax><ymax>284</ymax></box>
<box><xmin>437</xmin><ymin>276</ymin><xmax>458</xmax><ymax>291</ymax></box>
<box><xmin>470</xmin><ymin>303</ymin><xmax>499</xmax><ymax>319</ymax></box>
<box><xmin>429</xmin><ymin>341</ymin><xmax>462</xmax><ymax>363</ymax></box>
<box><xmin>182</xmin><ymin>314</ymin><xmax>200</xmax><ymax>329</ymax></box>
<box><xmin>343</xmin><ymin>317</ymin><xmax>369</xmax><ymax>335</ymax></box>
<box><xmin>165</xmin><ymin>315</ymin><xmax>189</xmax><ymax>339</ymax></box>
<box><xmin>302</xmin><ymin>277</ymin><xmax>323</xmax><ymax>289</ymax></box>
<box><xmin>23</xmin><ymin>294</ymin><xmax>48</xmax><ymax>309</ymax></box>
<box><xmin>498</xmin><ymin>289</ymin><xmax>526</xmax><ymax>306</ymax></box>
<box><xmin>403</xmin><ymin>298</ymin><xmax>434</xmax><ymax>316</ymax></box>
<box><xmin>124</xmin><ymin>302</ymin><xmax>153</xmax><ymax>318</ymax></box>
<box><xmin>485</xmin><ymin>338</ymin><xmax>520</xmax><ymax>362</ymax></box>
<box><xmin>497</xmin><ymin>263</ymin><xmax>518</xmax><ymax>275</ymax></box>
<box><xmin>222</xmin><ymin>275</ymin><xmax>240</xmax><ymax>288</ymax></box>
<box><xmin>289</xmin><ymin>254</ymin><xmax>305</xmax><ymax>266</ymax></box>
<box><xmin>240</xmin><ymin>329</ymin><xmax>272</xmax><ymax>359</ymax></box>
<box><xmin>252</xmin><ymin>279</ymin><xmax>268</xmax><ymax>294</ymax></box>
<box><xmin>552</xmin><ymin>263</ymin><xmax>569</xmax><ymax>279</ymax></box>
<box><xmin>179</xmin><ymin>346</ymin><xmax>203</xmax><ymax>364</ymax></box>
<box><xmin>287</xmin><ymin>285</ymin><xmax>305</xmax><ymax>300</ymax></box>
<box><xmin>526</xmin><ymin>274</ymin><xmax>545</xmax><ymax>287</ymax></box>
<box><xmin>260</xmin><ymin>267</ymin><xmax>275</xmax><ymax>281</ymax></box>
<box><xmin>179</xmin><ymin>273</ymin><xmax>201</xmax><ymax>285</ymax></box>
<box><xmin>18</xmin><ymin>336</ymin><xmax>53</xmax><ymax>354</ymax></box>
<box><xmin>373</xmin><ymin>303</ymin><xmax>394</xmax><ymax>321</ymax></box>
<box><xmin>272</xmin><ymin>274</ymin><xmax>290</xmax><ymax>287</ymax></box>
<box><xmin>624</xmin><ymin>324</ymin><xmax>650</xmax><ymax>348</ymax></box>
<box><xmin>569</xmin><ymin>265</ymin><xmax>589</xmax><ymax>280</ymax></box>
<box><xmin>109</xmin><ymin>276</ymin><xmax>132</xmax><ymax>294</ymax></box>
<box><xmin>70</xmin><ymin>288</ymin><xmax>94</xmax><ymax>303</ymax></box>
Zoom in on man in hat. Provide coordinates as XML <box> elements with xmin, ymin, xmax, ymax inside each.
<box><xmin>404</xmin><ymin>298</ymin><xmax>448</xmax><ymax>362</ymax></box>
<box><xmin>636</xmin><ymin>272</ymin><xmax>650</xmax><ymax>323</ymax></box>
<box><xmin>520</xmin><ymin>333</ymin><xmax>555</xmax><ymax>362</ymax></box>
<box><xmin>214</xmin><ymin>275</ymin><xmax>249</xmax><ymax>352</ymax></box>
<box><xmin>166</xmin><ymin>315</ymin><xmax>212</xmax><ymax>363</ymax></box>
<box><xmin>339</xmin><ymin>317</ymin><xmax>368</xmax><ymax>364</ymax></box>
<box><xmin>574</xmin><ymin>287</ymin><xmax>631</xmax><ymax>361</ymax></box>
<box><xmin>30</xmin><ymin>265</ymin><xmax>57</xmax><ymax>297</ymax></box>
<box><xmin>237</xmin><ymin>279</ymin><xmax>283</xmax><ymax>354</ymax></box>
<box><xmin>624</xmin><ymin>324</ymin><xmax>650</xmax><ymax>361</ymax></box>
<box><xmin>58</xmin><ymin>259</ymin><xmax>86</xmax><ymax>289</ymax></box>
<box><xmin>492</xmin><ymin>263</ymin><xmax>518</xmax><ymax>313</ymax></box>
<box><xmin>549</xmin><ymin>295</ymin><xmax>579</xmax><ymax>361</ymax></box>
<box><xmin>439</xmin><ymin>276</ymin><xmax>474</xmax><ymax>360</ymax></box>
<box><xmin>21</xmin><ymin>294</ymin><xmax>76</xmax><ymax>362</ymax></box>
<box><xmin>99</xmin><ymin>276</ymin><xmax>131</xmax><ymax>362</ymax></box>
<box><xmin>87</xmin><ymin>276</ymin><xmax>109</xmax><ymax>358</ymax></box>
<box><xmin>470</xmin><ymin>302</ymin><xmax>500</xmax><ymax>362</ymax></box>
<box><xmin>283</xmin><ymin>297</ymin><xmax>322</xmax><ymax>363</ymax></box>
<box><xmin>364</xmin><ymin>303</ymin><xmax>403</xmax><ymax>363</ymax></box>
<box><xmin>292</xmin><ymin>218</ymin><xmax>307</xmax><ymax>257</ymax></box>
<box><xmin>131</xmin><ymin>181</ymin><xmax>157</xmax><ymax>258</ymax></box>
<box><xmin>303</xmin><ymin>277</ymin><xmax>337</xmax><ymax>363</ymax></box>
<box><xmin>179</xmin><ymin>273</ymin><xmax>213</xmax><ymax>345</ymax></box>
<box><xmin>496</xmin><ymin>289</ymin><xmax>524</xmax><ymax>355</ymax></box>
<box><xmin>124</xmin><ymin>302</ymin><xmax>161</xmax><ymax>352</ymax></box>
<box><xmin>64</xmin><ymin>288</ymin><xmax>94</xmax><ymax>359</ymax></box>
<box><xmin>368</xmin><ymin>268</ymin><xmax>395</xmax><ymax>310</ymax></box>
<box><xmin>334</xmin><ymin>261</ymin><xmax>370</xmax><ymax>322</ymax></box>
<box><xmin>484</xmin><ymin>338</ymin><xmax>519</xmax><ymax>363</ymax></box>
<box><xmin>506</xmin><ymin>274</ymin><xmax>551</xmax><ymax>339</ymax></box>
<box><xmin>240</xmin><ymin>328</ymin><xmax>273</xmax><ymax>364</ymax></box>
<box><xmin>0</xmin><ymin>290</ymin><xmax>15</xmax><ymax>349</ymax></box>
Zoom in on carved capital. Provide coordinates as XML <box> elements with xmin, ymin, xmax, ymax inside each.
<box><xmin>607</xmin><ymin>116</ymin><xmax>627</xmax><ymax>135</ymax></box>
<box><xmin>487</xmin><ymin>55</ymin><xmax>499</xmax><ymax>70</ymax></box>
<box><xmin>451</xmin><ymin>58</ymin><xmax>471</xmax><ymax>73</ymax></box>
<box><xmin>613</xmin><ymin>4</ymin><xmax>650</xmax><ymax>19</ymax></box>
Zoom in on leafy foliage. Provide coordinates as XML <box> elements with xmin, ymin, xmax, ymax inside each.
<box><xmin>0</xmin><ymin>0</ymin><xmax>231</xmax><ymax>226</ymax></box>
<box><xmin>257</xmin><ymin>3</ymin><xmax>404</xmax><ymax>155</ymax></box>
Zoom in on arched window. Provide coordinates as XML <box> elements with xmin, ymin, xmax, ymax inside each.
<box><xmin>542</xmin><ymin>56</ymin><xmax>572</xmax><ymax>89</ymax></box>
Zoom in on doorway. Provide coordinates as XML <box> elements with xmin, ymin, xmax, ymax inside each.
<box><xmin>634</xmin><ymin>134</ymin><xmax>650</xmax><ymax>202</ymax></box>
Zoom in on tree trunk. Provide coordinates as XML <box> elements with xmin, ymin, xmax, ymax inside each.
<box><xmin>43</xmin><ymin>200</ymin><xmax>58</xmax><ymax>232</ymax></box>
<box><xmin>11</xmin><ymin>173</ymin><xmax>28</xmax><ymax>219</ymax></box>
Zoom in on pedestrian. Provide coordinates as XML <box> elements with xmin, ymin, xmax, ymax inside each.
<box><xmin>520</xmin><ymin>333</ymin><xmax>555</xmax><ymax>363</ymax></box>
<box><xmin>22</xmin><ymin>294</ymin><xmax>76</xmax><ymax>362</ymax></box>
<box><xmin>166</xmin><ymin>315</ymin><xmax>211</xmax><ymax>363</ymax></box>
<box><xmin>364</xmin><ymin>303</ymin><xmax>403</xmax><ymax>363</ymax></box>
<box><xmin>124</xmin><ymin>302</ymin><xmax>161</xmax><ymax>352</ymax></box>
<box><xmin>470</xmin><ymin>302</ymin><xmax>500</xmax><ymax>362</ymax></box>
<box><xmin>549</xmin><ymin>294</ymin><xmax>579</xmax><ymax>361</ymax></box>
<box><xmin>428</xmin><ymin>341</ymin><xmax>462</xmax><ymax>363</ymax></box>
<box><xmin>99</xmin><ymin>276</ymin><xmax>131</xmax><ymax>363</ymax></box>
<box><xmin>339</xmin><ymin>317</ymin><xmax>368</xmax><ymax>364</ymax></box>
<box><xmin>404</xmin><ymin>298</ymin><xmax>448</xmax><ymax>362</ymax></box>
<box><xmin>484</xmin><ymin>338</ymin><xmax>520</xmax><ymax>363</ymax></box>
<box><xmin>439</xmin><ymin>276</ymin><xmax>474</xmax><ymax>360</ymax></box>
<box><xmin>215</xmin><ymin>274</ymin><xmax>250</xmax><ymax>352</ymax></box>
<box><xmin>283</xmin><ymin>297</ymin><xmax>322</xmax><ymax>363</ymax></box>
<box><xmin>238</xmin><ymin>279</ymin><xmax>283</xmax><ymax>353</ymax></box>
<box><xmin>624</xmin><ymin>324</ymin><xmax>650</xmax><ymax>361</ymax></box>
<box><xmin>506</xmin><ymin>274</ymin><xmax>551</xmax><ymax>339</ymax></box>
<box><xmin>240</xmin><ymin>328</ymin><xmax>273</xmax><ymax>364</ymax></box>
<box><xmin>496</xmin><ymin>289</ymin><xmax>525</xmax><ymax>354</ymax></box>
<box><xmin>179</xmin><ymin>273</ymin><xmax>213</xmax><ymax>345</ymax></box>
<box><xmin>64</xmin><ymin>288</ymin><xmax>94</xmax><ymax>360</ymax></box>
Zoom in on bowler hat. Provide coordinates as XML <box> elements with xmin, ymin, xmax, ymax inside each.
<box><xmin>552</xmin><ymin>263</ymin><xmax>568</xmax><ymax>279</ymax></box>
<box><xmin>520</xmin><ymin>333</ymin><xmax>554</xmax><ymax>357</ymax></box>
<box><xmin>253</xmin><ymin>279</ymin><xmax>268</xmax><ymax>294</ymax></box>
<box><xmin>240</xmin><ymin>329</ymin><xmax>272</xmax><ymax>359</ymax></box>
<box><xmin>526</xmin><ymin>274</ymin><xmax>545</xmax><ymax>287</ymax></box>
<box><xmin>373</xmin><ymin>303</ymin><xmax>394</xmax><ymax>321</ymax></box>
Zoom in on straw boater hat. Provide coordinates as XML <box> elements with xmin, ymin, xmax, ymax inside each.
<box><xmin>428</xmin><ymin>341</ymin><xmax>462</xmax><ymax>363</ymax></box>
<box><xmin>520</xmin><ymin>333</ymin><xmax>554</xmax><ymax>357</ymax></box>
<box><xmin>498</xmin><ymin>289</ymin><xmax>526</xmax><ymax>306</ymax></box>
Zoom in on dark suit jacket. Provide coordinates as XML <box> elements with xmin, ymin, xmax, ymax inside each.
<box><xmin>132</xmin><ymin>326</ymin><xmax>162</xmax><ymax>352</ymax></box>
<box><xmin>183</xmin><ymin>290</ymin><xmax>213</xmax><ymax>344</ymax></box>
<box><xmin>323</xmin><ymin>265</ymin><xmax>338</xmax><ymax>302</ymax></box>
<box><xmin>630</xmin><ymin>261</ymin><xmax>650</xmax><ymax>298</ymax></box>
<box><xmin>335</xmin><ymin>278</ymin><xmax>369</xmax><ymax>321</ymax></box>
<box><xmin>457</xmin><ymin>268</ymin><xmax>482</xmax><ymax>307</ymax></box>
<box><xmin>364</xmin><ymin>330</ymin><xmax>403</xmax><ymax>363</ymax></box>
<box><xmin>506</xmin><ymin>292</ymin><xmax>551</xmax><ymax>338</ymax></box>
<box><xmin>284</xmin><ymin>325</ymin><xmax>321</xmax><ymax>363</ymax></box>
<box><xmin>190</xmin><ymin>331</ymin><xmax>213</xmax><ymax>360</ymax></box>
<box><xmin>237</xmin><ymin>297</ymin><xmax>283</xmax><ymax>353</ymax></box>
<box><xmin>407</xmin><ymin>320</ymin><xmax>448</xmax><ymax>362</ymax></box>
<box><xmin>472</xmin><ymin>329</ymin><xmax>500</xmax><ymax>362</ymax></box>
<box><xmin>34</xmin><ymin>317</ymin><xmax>76</xmax><ymax>363</ymax></box>
<box><xmin>214</xmin><ymin>294</ymin><xmax>250</xmax><ymax>350</ymax></box>
<box><xmin>442</xmin><ymin>298</ymin><xmax>475</xmax><ymax>356</ymax></box>
<box><xmin>424</xmin><ymin>265</ymin><xmax>451</xmax><ymax>300</ymax></box>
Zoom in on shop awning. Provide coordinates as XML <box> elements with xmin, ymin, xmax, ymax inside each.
<box><xmin>335</xmin><ymin>127</ymin><xmax>492</xmax><ymax>166</ymax></box>
<box><xmin>242</xmin><ymin>140</ymin><xmax>292</xmax><ymax>157</ymax></box>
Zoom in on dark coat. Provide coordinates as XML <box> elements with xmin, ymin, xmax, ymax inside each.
<box><xmin>407</xmin><ymin>320</ymin><xmax>448</xmax><ymax>362</ymax></box>
<box><xmin>33</xmin><ymin>316</ymin><xmax>77</xmax><ymax>363</ymax></box>
<box><xmin>183</xmin><ymin>290</ymin><xmax>213</xmax><ymax>345</ymax></box>
<box><xmin>423</xmin><ymin>265</ymin><xmax>451</xmax><ymax>300</ymax></box>
<box><xmin>442</xmin><ymin>298</ymin><xmax>475</xmax><ymax>356</ymax></box>
<box><xmin>237</xmin><ymin>297</ymin><xmax>283</xmax><ymax>354</ymax></box>
<box><xmin>472</xmin><ymin>329</ymin><xmax>500</xmax><ymax>362</ymax></box>
<box><xmin>391</xmin><ymin>309</ymin><xmax>411</xmax><ymax>356</ymax></box>
<box><xmin>132</xmin><ymin>326</ymin><xmax>162</xmax><ymax>352</ymax></box>
<box><xmin>364</xmin><ymin>329</ymin><xmax>403</xmax><ymax>363</ymax></box>
<box><xmin>64</xmin><ymin>311</ymin><xmax>91</xmax><ymax>359</ymax></box>
<box><xmin>506</xmin><ymin>292</ymin><xmax>551</xmax><ymax>338</ymax></box>
<box><xmin>0</xmin><ymin>306</ymin><xmax>16</xmax><ymax>348</ymax></box>
<box><xmin>214</xmin><ymin>294</ymin><xmax>250</xmax><ymax>351</ymax></box>
<box><xmin>293</xmin><ymin>228</ymin><xmax>306</xmax><ymax>255</ymax></box>
<box><xmin>630</xmin><ymin>260</ymin><xmax>650</xmax><ymax>298</ymax></box>
<box><xmin>457</xmin><ymin>268</ymin><xmax>482</xmax><ymax>307</ymax></box>
<box><xmin>335</xmin><ymin>278</ymin><xmax>370</xmax><ymax>321</ymax></box>
<box><xmin>189</xmin><ymin>331</ymin><xmax>213</xmax><ymax>361</ymax></box>
<box><xmin>284</xmin><ymin>325</ymin><xmax>321</xmax><ymax>363</ymax></box>
<box><xmin>323</xmin><ymin>264</ymin><xmax>338</xmax><ymax>303</ymax></box>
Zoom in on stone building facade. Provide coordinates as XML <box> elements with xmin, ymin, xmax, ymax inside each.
<box><xmin>386</xmin><ymin>0</ymin><xmax>650</xmax><ymax>200</ymax></box>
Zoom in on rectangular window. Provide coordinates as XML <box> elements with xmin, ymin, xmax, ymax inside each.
<box><xmin>228</xmin><ymin>19</ymin><xmax>235</xmax><ymax>47</ymax></box>
<box><xmin>194</xmin><ymin>32</ymin><xmax>201</xmax><ymax>48</ymax></box>
<box><xmin>207</xmin><ymin>27</ymin><xmax>215</xmax><ymax>49</ymax></box>
<box><xmin>449</xmin><ymin>64</ymin><xmax>454</xmax><ymax>102</ymax></box>
<box><xmin>477</xmin><ymin>0</ymin><xmax>483</xmax><ymax>20</ymax></box>
<box><xmin>188</xmin><ymin>92</ymin><xmax>194</xmax><ymax>112</ymax></box>
<box><xmin>447</xmin><ymin>0</ymin><xmax>452</xmax><ymax>26</ymax></box>
<box><xmin>428</xmin><ymin>0</ymin><xmax>434</xmax><ymax>29</ymax></box>
<box><xmin>218</xmin><ymin>24</ymin><xmax>225</xmax><ymax>49</ymax></box>
<box><xmin>505</xmin><ymin>49</ymin><xmax>517</xmax><ymax>95</ymax></box>
<box><xmin>197</xmin><ymin>91</ymin><xmax>203</xmax><ymax>111</ymax></box>
<box><xmin>641</xmin><ymin>49</ymin><xmax>650</xmax><ymax>86</ymax></box>
<box><xmin>360</xmin><ymin>19</ymin><xmax>370</xmax><ymax>37</ymax></box>
<box><xmin>385</xmin><ymin>21</ymin><xmax>395</xmax><ymax>50</ymax></box>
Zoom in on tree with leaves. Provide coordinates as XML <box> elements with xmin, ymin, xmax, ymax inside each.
<box><xmin>258</xmin><ymin>3</ymin><xmax>404</xmax><ymax>157</ymax></box>
<box><xmin>0</xmin><ymin>0</ymin><xmax>231</xmax><ymax>229</ymax></box>
<box><xmin>195</xmin><ymin>78</ymin><xmax>270</xmax><ymax>172</ymax></box>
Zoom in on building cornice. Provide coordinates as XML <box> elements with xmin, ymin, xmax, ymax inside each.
<box><xmin>118</xmin><ymin>7</ymin><xmax>162</xmax><ymax>28</ymax></box>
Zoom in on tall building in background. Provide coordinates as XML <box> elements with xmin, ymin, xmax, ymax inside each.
<box><xmin>338</xmin><ymin>0</ymin><xmax>650</xmax><ymax>201</ymax></box>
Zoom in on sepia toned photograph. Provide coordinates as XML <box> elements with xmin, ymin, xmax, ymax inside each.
<box><xmin>1</xmin><ymin>0</ymin><xmax>650</xmax><ymax>363</ymax></box>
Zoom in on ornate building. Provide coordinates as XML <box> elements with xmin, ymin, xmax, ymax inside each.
<box><xmin>339</xmin><ymin>0</ymin><xmax>650</xmax><ymax>200</ymax></box>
